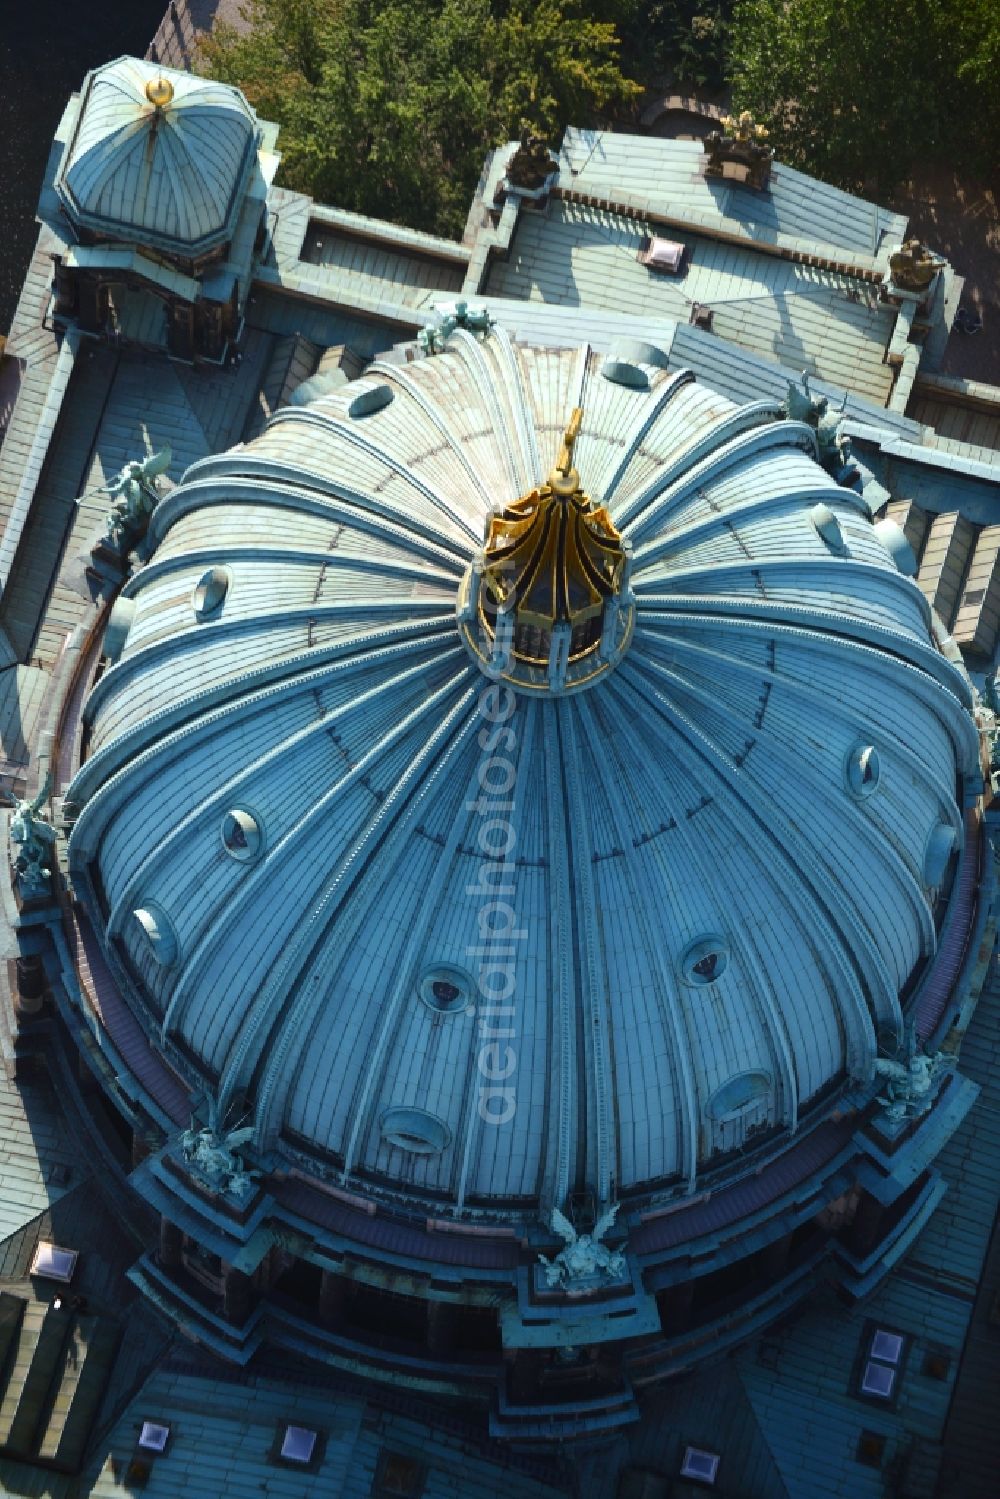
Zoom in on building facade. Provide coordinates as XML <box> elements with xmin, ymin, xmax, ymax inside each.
<box><xmin>0</xmin><ymin>54</ymin><xmax>998</xmax><ymax>1499</ymax></box>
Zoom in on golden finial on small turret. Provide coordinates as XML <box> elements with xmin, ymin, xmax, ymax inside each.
<box><xmin>145</xmin><ymin>75</ymin><xmax>174</xmax><ymax>109</ymax></box>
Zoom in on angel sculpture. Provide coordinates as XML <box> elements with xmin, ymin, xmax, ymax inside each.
<box><xmin>873</xmin><ymin>1023</ymin><xmax>954</xmax><ymax>1124</ymax></box>
<box><xmin>538</xmin><ymin>1203</ymin><xmax>627</xmax><ymax>1289</ymax></box>
<box><xmin>100</xmin><ymin>445</ymin><xmax>172</xmax><ymax>550</ymax></box>
<box><xmin>180</xmin><ymin>1121</ymin><xmax>260</xmax><ymax>1200</ymax></box>
<box><xmin>418</xmin><ymin>300</ymin><xmax>495</xmax><ymax>356</ymax></box>
<box><xmin>6</xmin><ymin>772</ymin><xmax>57</xmax><ymax>902</ymax></box>
<box><xmin>782</xmin><ymin>371</ymin><xmax>850</xmax><ymax>475</ymax></box>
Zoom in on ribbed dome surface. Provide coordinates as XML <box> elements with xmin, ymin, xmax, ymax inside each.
<box><xmin>67</xmin><ymin>330</ymin><xmax>977</xmax><ymax>1216</ymax></box>
<box><xmin>55</xmin><ymin>56</ymin><xmax>259</xmax><ymax>254</ymax></box>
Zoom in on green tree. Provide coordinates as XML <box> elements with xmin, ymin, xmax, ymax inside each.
<box><xmin>728</xmin><ymin>0</ymin><xmax>995</xmax><ymax>196</ymax></box>
<box><xmin>624</xmin><ymin>2</ymin><xmax>731</xmax><ymax>92</ymax></box>
<box><xmin>200</xmin><ymin>0</ymin><xmax>641</xmax><ymax>239</ymax></box>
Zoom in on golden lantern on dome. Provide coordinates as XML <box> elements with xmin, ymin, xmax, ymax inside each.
<box><xmin>479</xmin><ymin>407</ymin><xmax>628</xmax><ymax>676</ymax></box>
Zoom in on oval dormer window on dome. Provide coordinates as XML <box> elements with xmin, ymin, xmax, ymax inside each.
<box><xmin>348</xmin><ymin>383</ymin><xmax>394</xmax><ymax>419</ymax></box>
<box><xmin>419</xmin><ymin>965</ymin><xmax>472</xmax><ymax>1014</ymax></box>
<box><xmin>923</xmin><ymin>822</ymin><xmax>958</xmax><ymax>889</ymax></box>
<box><xmin>380</xmin><ymin>1107</ymin><xmax>451</xmax><ymax>1155</ymax></box>
<box><xmin>132</xmin><ymin>904</ymin><xmax>178</xmax><ymax>966</ymax></box>
<box><xmin>706</xmin><ymin>1072</ymin><xmax>771</xmax><ymax>1120</ymax></box>
<box><xmin>221</xmin><ymin>809</ymin><xmax>263</xmax><ymax>863</ymax></box>
<box><xmin>845</xmin><ymin>742</ymin><xmax>881</xmax><ymax>798</ymax></box>
<box><xmin>809</xmin><ymin>502</ymin><xmax>847</xmax><ymax>554</ymax></box>
<box><xmin>680</xmin><ymin>936</ymin><xmax>729</xmax><ymax>987</ymax></box>
<box><xmin>103</xmin><ymin>596</ymin><xmax>136</xmax><ymax>663</ymax></box>
<box><xmin>192</xmin><ymin>566</ymin><xmax>230</xmax><ymax>619</ymax></box>
<box><xmin>706</xmin><ymin>1072</ymin><xmax>772</xmax><ymax>1154</ymax></box>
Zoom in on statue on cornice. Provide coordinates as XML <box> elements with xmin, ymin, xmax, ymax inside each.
<box><xmin>99</xmin><ymin>444</ymin><xmax>172</xmax><ymax>552</ymax></box>
<box><xmin>873</xmin><ymin>1023</ymin><xmax>954</xmax><ymax>1123</ymax></box>
<box><xmin>181</xmin><ymin>1121</ymin><xmax>260</xmax><ymax>1200</ymax></box>
<box><xmin>419</xmin><ymin>300</ymin><xmax>495</xmax><ymax>356</ymax></box>
<box><xmin>505</xmin><ymin>123</ymin><xmax>557</xmax><ymax>192</ymax></box>
<box><xmin>782</xmin><ymin>370</ymin><xmax>851</xmax><ymax>473</ymax></box>
<box><xmin>886</xmin><ymin>239</ymin><xmax>944</xmax><ymax>294</ymax></box>
<box><xmin>704</xmin><ymin>110</ymin><xmax>773</xmax><ymax>191</ymax></box>
<box><xmin>539</xmin><ymin>1203</ymin><xmax>627</xmax><ymax>1289</ymax></box>
<box><xmin>7</xmin><ymin>772</ymin><xmax>57</xmax><ymax>903</ymax></box>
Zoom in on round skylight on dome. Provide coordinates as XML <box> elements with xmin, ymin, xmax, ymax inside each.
<box><xmin>845</xmin><ymin>743</ymin><xmax>881</xmax><ymax>798</ymax></box>
<box><xmin>923</xmin><ymin>823</ymin><xmax>958</xmax><ymax>888</ymax></box>
<box><xmin>706</xmin><ymin>1072</ymin><xmax>771</xmax><ymax>1120</ymax></box>
<box><xmin>193</xmin><ymin>567</ymin><xmax>230</xmax><ymax>619</ymax></box>
<box><xmin>221</xmin><ymin>809</ymin><xmax>263</xmax><ymax>862</ymax></box>
<box><xmin>809</xmin><ymin>501</ymin><xmax>847</xmax><ymax>554</ymax></box>
<box><xmin>680</xmin><ymin>937</ymin><xmax>730</xmax><ymax>987</ymax></box>
<box><xmin>419</xmin><ymin>965</ymin><xmax>473</xmax><ymax>1014</ymax></box>
<box><xmin>132</xmin><ymin>905</ymin><xmax>178</xmax><ymax>966</ymax></box>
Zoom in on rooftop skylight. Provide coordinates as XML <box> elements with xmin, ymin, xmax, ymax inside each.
<box><xmin>680</xmin><ymin>1445</ymin><xmax>720</xmax><ymax>1484</ymax></box>
<box><xmin>280</xmin><ymin>1425</ymin><xmax>317</xmax><ymax>1463</ymax></box>
<box><xmin>637</xmin><ymin>235</ymin><xmax>686</xmax><ymax>274</ymax></box>
<box><xmin>138</xmin><ymin>1421</ymin><xmax>171</xmax><ymax>1453</ymax></box>
<box><xmin>858</xmin><ymin>1325</ymin><xmax>907</xmax><ymax>1403</ymax></box>
<box><xmin>30</xmin><ymin>1242</ymin><xmax>79</xmax><ymax>1283</ymax></box>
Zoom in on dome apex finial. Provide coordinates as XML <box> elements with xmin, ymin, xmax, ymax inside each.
<box><xmin>548</xmin><ymin>404</ymin><xmax>583</xmax><ymax>495</ymax></box>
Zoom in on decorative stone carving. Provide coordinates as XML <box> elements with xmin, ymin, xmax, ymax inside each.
<box><xmin>7</xmin><ymin>773</ymin><xmax>57</xmax><ymax>904</ymax></box>
<box><xmin>781</xmin><ymin>370</ymin><xmax>851</xmax><ymax>475</ymax></box>
<box><xmin>539</xmin><ymin>1203</ymin><xmax>627</xmax><ymax>1289</ymax></box>
<box><xmin>97</xmin><ymin>445</ymin><xmax>172</xmax><ymax>555</ymax></box>
<box><xmin>505</xmin><ymin>125</ymin><xmax>558</xmax><ymax>192</ymax></box>
<box><xmin>873</xmin><ymin>1023</ymin><xmax>954</xmax><ymax>1123</ymax></box>
<box><xmin>418</xmin><ymin>300</ymin><xmax>495</xmax><ymax>357</ymax></box>
<box><xmin>979</xmin><ymin>676</ymin><xmax>1000</xmax><ymax>776</ymax></box>
<box><xmin>885</xmin><ymin>239</ymin><xmax>944</xmax><ymax>295</ymax></box>
<box><xmin>704</xmin><ymin>110</ymin><xmax>773</xmax><ymax>191</ymax></box>
<box><xmin>180</xmin><ymin>1121</ymin><xmax>261</xmax><ymax>1201</ymax></box>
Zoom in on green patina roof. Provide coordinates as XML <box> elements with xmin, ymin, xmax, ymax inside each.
<box><xmin>55</xmin><ymin>57</ymin><xmax>260</xmax><ymax>256</ymax></box>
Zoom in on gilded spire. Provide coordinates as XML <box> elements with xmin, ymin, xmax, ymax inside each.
<box><xmin>480</xmin><ymin>408</ymin><xmax>626</xmax><ymax>666</ymax></box>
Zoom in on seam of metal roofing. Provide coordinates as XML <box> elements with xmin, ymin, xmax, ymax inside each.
<box><xmin>67</xmin><ymin>326</ymin><xmax>976</xmax><ymax>1217</ymax></box>
<box><xmin>55</xmin><ymin>56</ymin><xmax>260</xmax><ymax>255</ymax></box>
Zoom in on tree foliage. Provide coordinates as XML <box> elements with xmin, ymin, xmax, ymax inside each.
<box><xmin>728</xmin><ymin>0</ymin><xmax>998</xmax><ymax>196</ymax></box>
<box><xmin>200</xmin><ymin>0</ymin><xmax>641</xmax><ymax>238</ymax></box>
<box><xmin>624</xmin><ymin>2</ymin><xmax>730</xmax><ymax>92</ymax></box>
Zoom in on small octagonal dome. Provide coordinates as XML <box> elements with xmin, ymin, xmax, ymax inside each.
<box><xmin>66</xmin><ymin>326</ymin><xmax>977</xmax><ymax>1220</ymax></box>
<box><xmin>55</xmin><ymin>56</ymin><xmax>260</xmax><ymax>256</ymax></box>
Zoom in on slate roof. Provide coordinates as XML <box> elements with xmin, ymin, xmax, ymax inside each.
<box><xmin>55</xmin><ymin>57</ymin><xmax>260</xmax><ymax>255</ymax></box>
<box><xmin>0</xmin><ymin>1073</ymin><xmax>80</xmax><ymax>1243</ymax></box>
<box><xmin>65</xmin><ymin>330</ymin><xmax>976</xmax><ymax>1219</ymax></box>
<box><xmin>726</xmin><ymin>961</ymin><xmax>1000</xmax><ymax>1499</ymax></box>
<box><xmin>557</xmin><ymin>130</ymin><xmax>909</xmax><ymax>266</ymax></box>
<box><xmin>484</xmin><ymin>197</ymin><xmax>898</xmax><ymax>404</ymax></box>
<box><xmin>86</xmin><ymin>1362</ymin><xmax>568</xmax><ymax>1498</ymax></box>
<box><xmin>259</xmin><ymin>188</ymin><xmax>469</xmax><ymax>320</ymax></box>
